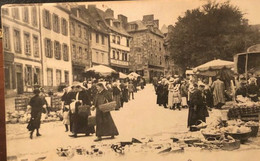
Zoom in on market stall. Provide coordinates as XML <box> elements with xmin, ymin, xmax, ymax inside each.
<box><xmin>84</xmin><ymin>65</ymin><xmax>119</xmax><ymax>78</ymax></box>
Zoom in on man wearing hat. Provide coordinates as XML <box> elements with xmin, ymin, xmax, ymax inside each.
<box><xmin>247</xmin><ymin>77</ymin><xmax>259</xmax><ymax>102</ymax></box>
<box><xmin>211</xmin><ymin>76</ymin><xmax>225</xmax><ymax>109</ymax></box>
<box><xmin>235</xmin><ymin>80</ymin><xmax>247</xmax><ymax>101</ymax></box>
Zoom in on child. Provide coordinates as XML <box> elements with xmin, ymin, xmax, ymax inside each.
<box><xmin>172</xmin><ymin>85</ymin><xmax>182</xmax><ymax>110</ymax></box>
<box><xmin>63</xmin><ymin>105</ymin><xmax>70</xmax><ymax>132</ymax></box>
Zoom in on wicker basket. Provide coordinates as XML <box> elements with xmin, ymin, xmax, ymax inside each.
<box><xmin>246</xmin><ymin>125</ymin><xmax>259</xmax><ymax>137</ymax></box>
<box><xmin>225</xmin><ymin>131</ymin><xmax>251</xmax><ymax>143</ymax></box>
<box><xmin>99</xmin><ymin>101</ymin><xmax>116</xmax><ymax>112</ymax></box>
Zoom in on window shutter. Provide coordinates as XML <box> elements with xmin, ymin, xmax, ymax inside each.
<box><xmin>42</xmin><ymin>9</ymin><xmax>46</xmax><ymax>28</ymax></box>
<box><xmin>51</xmin><ymin>40</ymin><xmax>53</xmax><ymax>58</ymax></box>
<box><xmin>44</xmin><ymin>38</ymin><xmax>47</xmax><ymax>57</ymax></box>
<box><xmin>24</xmin><ymin>66</ymin><xmax>27</xmax><ymax>86</ymax></box>
<box><xmin>49</xmin><ymin>12</ymin><xmax>52</xmax><ymax>30</ymax></box>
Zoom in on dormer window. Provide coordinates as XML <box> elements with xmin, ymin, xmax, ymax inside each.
<box><xmin>130</xmin><ymin>24</ymin><xmax>137</xmax><ymax>30</ymax></box>
<box><xmin>105</xmin><ymin>19</ymin><xmax>112</xmax><ymax>26</ymax></box>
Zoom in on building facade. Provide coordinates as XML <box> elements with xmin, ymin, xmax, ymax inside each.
<box><xmin>69</xmin><ymin>6</ymin><xmax>91</xmax><ymax>82</ymax></box>
<box><xmin>127</xmin><ymin>15</ymin><xmax>165</xmax><ymax>82</ymax></box>
<box><xmin>2</xmin><ymin>5</ymin><xmax>42</xmax><ymax>96</ymax></box>
<box><xmin>87</xmin><ymin>5</ymin><xmax>131</xmax><ymax>73</ymax></box>
<box><xmin>39</xmin><ymin>5</ymin><xmax>72</xmax><ymax>90</ymax></box>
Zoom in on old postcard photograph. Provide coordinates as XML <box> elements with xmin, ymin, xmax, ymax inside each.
<box><xmin>1</xmin><ymin>0</ymin><xmax>260</xmax><ymax>160</ymax></box>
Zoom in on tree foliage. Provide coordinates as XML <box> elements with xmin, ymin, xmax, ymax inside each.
<box><xmin>168</xmin><ymin>1</ymin><xmax>260</xmax><ymax>70</ymax></box>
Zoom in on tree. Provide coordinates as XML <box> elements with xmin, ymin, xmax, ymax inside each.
<box><xmin>168</xmin><ymin>1</ymin><xmax>260</xmax><ymax>71</ymax></box>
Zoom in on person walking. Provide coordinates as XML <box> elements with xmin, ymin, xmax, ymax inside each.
<box><xmin>69</xmin><ymin>84</ymin><xmax>93</xmax><ymax>138</ymax></box>
<box><xmin>92</xmin><ymin>82</ymin><xmax>119</xmax><ymax>142</ymax></box>
<box><xmin>180</xmin><ymin>80</ymin><xmax>188</xmax><ymax>108</ymax></box>
<box><xmin>27</xmin><ymin>89</ymin><xmax>47</xmax><ymax>139</ymax></box>
<box><xmin>172</xmin><ymin>85</ymin><xmax>182</xmax><ymax>110</ymax></box>
<box><xmin>128</xmin><ymin>80</ymin><xmax>135</xmax><ymax>100</ymax></box>
<box><xmin>112</xmin><ymin>81</ymin><xmax>121</xmax><ymax>110</ymax></box>
<box><xmin>168</xmin><ymin>78</ymin><xmax>175</xmax><ymax>109</ymax></box>
<box><xmin>61</xmin><ymin>87</ymin><xmax>70</xmax><ymax>132</ymax></box>
<box><xmin>211</xmin><ymin>76</ymin><xmax>226</xmax><ymax>109</ymax></box>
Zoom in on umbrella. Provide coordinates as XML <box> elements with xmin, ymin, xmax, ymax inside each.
<box><xmin>119</xmin><ymin>72</ymin><xmax>128</xmax><ymax>79</ymax></box>
<box><xmin>193</xmin><ymin>59</ymin><xmax>234</xmax><ymax>76</ymax></box>
<box><xmin>85</xmin><ymin>65</ymin><xmax>118</xmax><ymax>77</ymax></box>
<box><xmin>128</xmin><ymin>72</ymin><xmax>140</xmax><ymax>77</ymax></box>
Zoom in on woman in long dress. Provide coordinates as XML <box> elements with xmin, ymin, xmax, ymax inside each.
<box><xmin>93</xmin><ymin>82</ymin><xmax>119</xmax><ymax>141</ymax></box>
<box><xmin>168</xmin><ymin>79</ymin><xmax>175</xmax><ymax>109</ymax></box>
<box><xmin>27</xmin><ymin>88</ymin><xmax>47</xmax><ymax>139</ymax></box>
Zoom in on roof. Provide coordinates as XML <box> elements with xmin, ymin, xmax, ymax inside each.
<box><xmin>127</xmin><ymin>20</ymin><xmax>164</xmax><ymax>37</ymax></box>
<box><xmin>95</xmin><ymin>8</ymin><xmax>131</xmax><ymax>37</ymax></box>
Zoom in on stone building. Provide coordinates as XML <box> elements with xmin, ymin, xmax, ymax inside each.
<box><xmin>2</xmin><ymin>5</ymin><xmax>42</xmax><ymax>96</ymax></box>
<box><xmin>69</xmin><ymin>6</ymin><xmax>91</xmax><ymax>82</ymax></box>
<box><xmin>127</xmin><ymin>15</ymin><xmax>165</xmax><ymax>82</ymax></box>
<box><xmin>85</xmin><ymin>5</ymin><xmax>110</xmax><ymax>67</ymax></box>
<box><xmin>39</xmin><ymin>5</ymin><xmax>72</xmax><ymax>90</ymax></box>
<box><xmin>87</xmin><ymin>5</ymin><xmax>131</xmax><ymax>73</ymax></box>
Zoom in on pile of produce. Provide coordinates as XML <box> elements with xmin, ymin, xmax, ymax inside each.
<box><xmin>223</xmin><ymin>126</ymin><xmax>251</xmax><ymax>134</ymax></box>
<box><xmin>227</xmin><ymin>102</ymin><xmax>260</xmax><ymax>119</ymax></box>
<box><xmin>6</xmin><ymin>110</ymin><xmax>63</xmax><ymax>124</ymax></box>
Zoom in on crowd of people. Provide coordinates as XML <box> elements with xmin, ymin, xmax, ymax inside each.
<box><xmin>27</xmin><ymin>77</ymin><xmax>146</xmax><ymax>141</ymax></box>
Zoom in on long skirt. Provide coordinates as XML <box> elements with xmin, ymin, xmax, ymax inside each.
<box><xmin>113</xmin><ymin>95</ymin><xmax>121</xmax><ymax>110</ymax></box>
<box><xmin>71</xmin><ymin>112</ymin><xmax>89</xmax><ymax>134</ymax></box>
<box><xmin>96</xmin><ymin>109</ymin><xmax>119</xmax><ymax>137</ymax></box>
<box><xmin>30</xmin><ymin>111</ymin><xmax>42</xmax><ymax>130</ymax></box>
<box><xmin>168</xmin><ymin>91</ymin><xmax>174</xmax><ymax>107</ymax></box>
<box><xmin>63</xmin><ymin>111</ymin><xmax>70</xmax><ymax>125</ymax></box>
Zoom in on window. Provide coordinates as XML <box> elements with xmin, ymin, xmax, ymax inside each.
<box><xmin>54</xmin><ymin>41</ymin><xmax>61</xmax><ymax>60</ymax></box>
<box><xmin>56</xmin><ymin>70</ymin><xmax>61</xmax><ymax>86</ymax></box>
<box><xmin>14</xmin><ymin>29</ymin><xmax>21</xmax><ymax>53</ymax></box>
<box><xmin>125</xmin><ymin>53</ymin><xmax>128</xmax><ymax>61</ymax></box>
<box><xmin>53</xmin><ymin>14</ymin><xmax>60</xmax><ymax>33</ymax></box>
<box><xmin>78</xmin><ymin>25</ymin><xmax>82</xmax><ymax>38</ymax></box>
<box><xmin>34</xmin><ymin>67</ymin><xmax>41</xmax><ymax>85</ymax></box>
<box><xmin>64</xmin><ymin>71</ymin><xmax>69</xmax><ymax>84</ymax></box>
<box><xmin>43</xmin><ymin>9</ymin><xmax>51</xmax><ymax>29</ymax></box>
<box><xmin>130</xmin><ymin>24</ymin><xmax>137</xmax><ymax>30</ymax></box>
<box><xmin>127</xmin><ymin>39</ymin><xmax>130</xmax><ymax>47</ymax></box>
<box><xmin>44</xmin><ymin>38</ymin><xmax>53</xmax><ymax>58</ymax></box>
<box><xmin>63</xmin><ymin>44</ymin><xmax>69</xmax><ymax>61</ymax></box>
<box><xmin>96</xmin><ymin>52</ymin><xmax>99</xmax><ymax>62</ymax></box>
<box><xmin>25</xmin><ymin>66</ymin><xmax>32</xmax><ymax>86</ymax></box>
<box><xmin>102</xmin><ymin>35</ymin><xmax>105</xmax><ymax>45</ymax></box>
<box><xmin>112</xmin><ymin>35</ymin><xmax>116</xmax><ymax>43</ymax></box>
<box><xmin>12</xmin><ymin>8</ymin><xmax>19</xmax><ymax>20</ymax></box>
<box><xmin>101</xmin><ymin>53</ymin><xmax>104</xmax><ymax>63</ymax></box>
<box><xmin>61</xmin><ymin>18</ymin><xmax>68</xmax><ymax>36</ymax></box>
<box><xmin>85</xmin><ymin>48</ymin><xmax>89</xmax><ymax>59</ymax></box>
<box><xmin>117</xmin><ymin>36</ymin><xmax>120</xmax><ymax>44</ymax></box>
<box><xmin>47</xmin><ymin>68</ymin><xmax>53</xmax><ymax>86</ymax></box>
<box><xmin>2</xmin><ymin>8</ymin><xmax>9</xmax><ymax>15</ymax></box>
<box><xmin>96</xmin><ymin>33</ymin><xmax>99</xmax><ymax>43</ymax></box>
<box><xmin>3</xmin><ymin>26</ymin><xmax>11</xmax><ymax>50</ymax></box>
<box><xmin>112</xmin><ymin>50</ymin><xmax>116</xmax><ymax>59</ymax></box>
<box><xmin>78</xmin><ymin>47</ymin><xmax>82</xmax><ymax>59</ymax></box>
<box><xmin>116</xmin><ymin>51</ymin><xmax>120</xmax><ymax>60</ymax></box>
<box><xmin>72</xmin><ymin>44</ymin><xmax>76</xmax><ymax>59</ymax></box>
<box><xmin>89</xmin><ymin>32</ymin><xmax>92</xmax><ymax>40</ymax></box>
<box><xmin>71</xmin><ymin>22</ymin><xmax>75</xmax><ymax>36</ymax></box>
<box><xmin>24</xmin><ymin>32</ymin><xmax>31</xmax><ymax>55</ymax></box>
<box><xmin>33</xmin><ymin>35</ymin><xmax>39</xmax><ymax>57</ymax></box>
<box><xmin>31</xmin><ymin>7</ymin><xmax>37</xmax><ymax>27</ymax></box>
<box><xmin>83</xmin><ymin>27</ymin><xmax>88</xmax><ymax>40</ymax></box>
<box><xmin>22</xmin><ymin>7</ymin><xmax>29</xmax><ymax>23</ymax></box>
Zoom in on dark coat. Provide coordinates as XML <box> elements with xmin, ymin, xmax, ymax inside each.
<box><xmin>247</xmin><ymin>84</ymin><xmax>259</xmax><ymax>102</ymax></box>
<box><xmin>235</xmin><ymin>86</ymin><xmax>247</xmax><ymax>98</ymax></box>
<box><xmin>29</xmin><ymin>95</ymin><xmax>46</xmax><ymax>130</ymax></box>
<box><xmin>94</xmin><ymin>89</ymin><xmax>119</xmax><ymax>137</ymax></box>
<box><xmin>188</xmin><ymin>89</ymin><xmax>208</xmax><ymax>127</ymax></box>
<box><xmin>72</xmin><ymin>90</ymin><xmax>94</xmax><ymax>134</ymax></box>
<box><xmin>156</xmin><ymin>84</ymin><xmax>168</xmax><ymax>105</ymax></box>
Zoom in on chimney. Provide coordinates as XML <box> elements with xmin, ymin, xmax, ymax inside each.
<box><xmin>142</xmin><ymin>15</ymin><xmax>154</xmax><ymax>23</ymax></box>
<box><xmin>105</xmin><ymin>8</ymin><xmax>114</xmax><ymax>18</ymax></box>
<box><xmin>118</xmin><ymin>14</ymin><xmax>128</xmax><ymax>29</ymax></box>
<box><xmin>154</xmin><ymin>19</ymin><xmax>159</xmax><ymax>28</ymax></box>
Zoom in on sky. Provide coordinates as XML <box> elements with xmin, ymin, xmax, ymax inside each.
<box><xmin>78</xmin><ymin>0</ymin><xmax>260</xmax><ymax>29</ymax></box>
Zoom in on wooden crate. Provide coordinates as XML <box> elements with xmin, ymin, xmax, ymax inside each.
<box><xmin>239</xmin><ymin>113</ymin><xmax>260</xmax><ymax>122</ymax></box>
<box><xmin>15</xmin><ymin>97</ymin><xmax>29</xmax><ymax>111</ymax></box>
